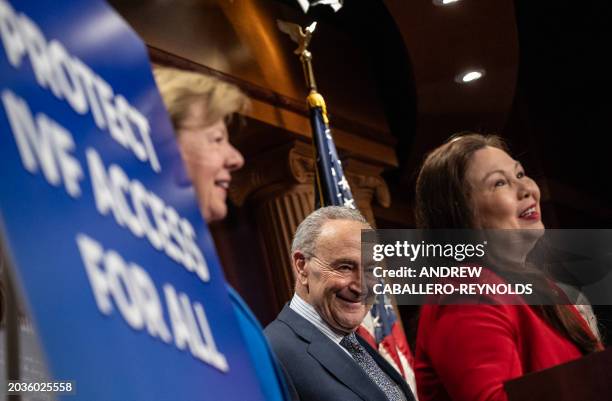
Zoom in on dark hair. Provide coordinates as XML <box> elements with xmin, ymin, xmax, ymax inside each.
<box><xmin>415</xmin><ymin>133</ymin><xmax>507</xmax><ymax>229</ymax></box>
<box><xmin>415</xmin><ymin>132</ymin><xmax>601</xmax><ymax>354</ymax></box>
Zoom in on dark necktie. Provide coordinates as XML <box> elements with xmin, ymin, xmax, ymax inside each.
<box><xmin>340</xmin><ymin>332</ymin><xmax>407</xmax><ymax>401</ymax></box>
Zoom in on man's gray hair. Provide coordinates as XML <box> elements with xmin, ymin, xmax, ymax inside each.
<box><xmin>291</xmin><ymin>206</ymin><xmax>370</xmax><ymax>256</ymax></box>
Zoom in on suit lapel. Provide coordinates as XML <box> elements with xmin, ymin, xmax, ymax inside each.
<box><xmin>307</xmin><ymin>337</ymin><xmax>388</xmax><ymax>401</ymax></box>
<box><xmin>278</xmin><ymin>305</ymin><xmax>388</xmax><ymax>401</ymax></box>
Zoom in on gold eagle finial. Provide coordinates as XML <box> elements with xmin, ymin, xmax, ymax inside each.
<box><xmin>277</xmin><ymin>20</ymin><xmax>317</xmax><ymax>56</ymax></box>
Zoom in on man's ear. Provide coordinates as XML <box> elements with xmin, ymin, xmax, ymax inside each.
<box><xmin>292</xmin><ymin>251</ymin><xmax>308</xmax><ymax>286</ymax></box>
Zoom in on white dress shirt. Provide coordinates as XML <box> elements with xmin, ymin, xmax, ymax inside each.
<box><xmin>289</xmin><ymin>294</ymin><xmax>352</xmax><ymax>357</ymax></box>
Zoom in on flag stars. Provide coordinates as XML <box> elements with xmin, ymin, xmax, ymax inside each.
<box><xmin>338</xmin><ymin>176</ymin><xmax>349</xmax><ymax>190</ymax></box>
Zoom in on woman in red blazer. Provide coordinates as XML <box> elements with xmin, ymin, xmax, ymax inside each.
<box><xmin>413</xmin><ymin>133</ymin><xmax>602</xmax><ymax>401</ymax></box>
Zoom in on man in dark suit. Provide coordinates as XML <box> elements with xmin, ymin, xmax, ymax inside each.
<box><xmin>265</xmin><ymin>206</ymin><xmax>416</xmax><ymax>401</ymax></box>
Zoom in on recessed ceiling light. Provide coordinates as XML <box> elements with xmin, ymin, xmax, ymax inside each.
<box><xmin>455</xmin><ymin>69</ymin><xmax>486</xmax><ymax>83</ymax></box>
<box><xmin>433</xmin><ymin>0</ymin><xmax>460</xmax><ymax>6</ymax></box>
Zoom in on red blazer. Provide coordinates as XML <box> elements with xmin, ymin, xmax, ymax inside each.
<box><xmin>415</xmin><ymin>302</ymin><xmax>585</xmax><ymax>401</ymax></box>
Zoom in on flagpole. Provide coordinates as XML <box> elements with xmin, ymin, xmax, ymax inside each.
<box><xmin>298</xmin><ymin>43</ymin><xmax>329</xmax><ymax>123</ymax></box>
<box><xmin>300</xmin><ymin>46</ymin><xmax>328</xmax><ymax>207</ymax></box>
<box><xmin>277</xmin><ymin>20</ymin><xmax>340</xmax><ymax>207</ymax></box>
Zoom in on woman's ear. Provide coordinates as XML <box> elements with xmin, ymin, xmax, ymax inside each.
<box><xmin>292</xmin><ymin>251</ymin><xmax>308</xmax><ymax>286</ymax></box>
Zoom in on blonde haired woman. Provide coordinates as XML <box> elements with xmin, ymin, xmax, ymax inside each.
<box><xmin>154</xmin><ymin>66</ymin><xmax>297</xmax><ymax>401</ymax></box>
<box><xmin>153</xmin><ymin>66</ymin><xmax>246</xmax><ymax>222</ymax></box>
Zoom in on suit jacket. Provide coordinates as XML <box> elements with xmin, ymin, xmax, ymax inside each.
<box><xmin>265</xmin><ymin>304</ymin><xmax>415</xmax><ymax>401</ymax></box>
<box><xmin>415</xmin><ymin>269</ymin><xmax>595</xmax><ymax>401</ymax></box>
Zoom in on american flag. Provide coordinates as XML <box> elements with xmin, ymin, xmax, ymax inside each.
<box><xmin>308</xmin><ymin>91</ymin><xmax>354</xmax><ymax>209</ymax></box>
<box><xmin>357</xmin><ymin>291</ymin><xmax>417</xmax><ymax>397</ymax></box>
<box><xmin>306</xmin><ymin>89</ymin><xmax>417</xmax><ymax>396</ymax></box>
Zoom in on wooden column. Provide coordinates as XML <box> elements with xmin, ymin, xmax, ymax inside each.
<box><xmin>344</xmin><ymin>158</ymin><xmax>391</xmax><ymax>227</ymax></box>
<box><xmin>230</xmin><ymin>141</ymin><xmax>315</xmax><ymax>310</ymax></box>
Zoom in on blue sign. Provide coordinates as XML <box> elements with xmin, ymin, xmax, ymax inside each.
<box><xmin>0</xmin><ymin>1</ymin><xmax>266</xmax><ymax>400</ymax></box>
